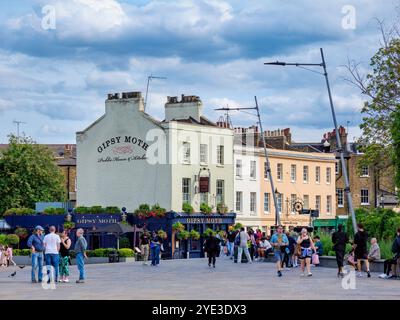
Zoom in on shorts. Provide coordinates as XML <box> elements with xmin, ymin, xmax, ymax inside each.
<box><xmin>354</xmin><ymin>251</ymin><xmax>368</xmax><ymax>261</ymax></box>
<box><xmin>274</xmin><ymin>251</ymin><xmax>284</xmax><ymax>262</ymax></box>
<box><xmin>299</xmin><ymin>248</ymin><xmax>312</xmax><ymax>260</ymax></box>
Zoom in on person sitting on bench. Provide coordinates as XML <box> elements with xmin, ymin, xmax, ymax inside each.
<box><xmin>257</xmin><ymin>237</ymin><xmax>272</xmax><ymax>260</ymax></box>
<box><xmin>368</xmin><ymin>238</ymin><xmax>381</xmax><ymax>262</ymax></box>
<box><xmin>379</xmin><ymin>228</ymin><xmax>400</xmax><ymax>279</ymax></box>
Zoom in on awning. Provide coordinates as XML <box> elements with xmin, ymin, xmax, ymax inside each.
<box><xmin>313</xmin><ymin>218</ymin><xmax>347</xmax><ymax>228</ymax></box>
<box><xmin>0</xmin><ymin>219</ymin><xmax>11</xmax><ymax>230</ymax></box>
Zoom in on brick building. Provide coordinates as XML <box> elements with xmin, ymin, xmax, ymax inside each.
<box><xmin>234</xmin><ymin>125</ymin><xmax>399</xmax><ymax>215</ymax></box>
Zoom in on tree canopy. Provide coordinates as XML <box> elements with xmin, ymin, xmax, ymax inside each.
<box><xmin>0</xmin><ymin>134</ymin><xmax>66</xmax><ymax>215</ymax></box>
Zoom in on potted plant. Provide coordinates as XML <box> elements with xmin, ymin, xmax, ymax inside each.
<box><xmin>158</xmin><ymin>229</ymin><xmax>168</xmax><ymax>240</ymax></box>
<box><xmin>217</xmin><ymin>203</ymin><xmax>228</xmax><ymax>214</ymax></box>
<box><xmin>182</xmin><ymin>202</ymin><xmax>194</xmax><ymax>214</ymax></box>
<box><xmin>134</xmin><ymin>204</ymin><xmax>150</xmax><ymax>219</ymax></box>
<box><xmin>14</xmin><ymin>227</ymin><xmax>28</xmax><ymax>240</ymax></box>
<box><xmin>6</xmin><ymin>234</ymin><xmax>20</xmax><ymax>247</ymax></box>
<box><xmin>172</xmin><ymin>222</ymin><xmax>185</xmax><ymax>233</ymax></box>
<box><xmin>63</xmin><ymin>221</ymin><xmax>76</xmax><ymax>230</ymax></box>
<box><xmin>189</xmin><ymin>229</ymin><xmax>200</xmax><ymax>240</ymax></box>
<box><xmin>200</xmin><ymin>203</ymin><xmax>212</xmax><ymax>215</ymax></box>
<box><xmin>203</xmin><ymin>228</ymin><xmax>216</xmax><ymax>237</ymax></box>
<box><xmin>177</xmin><ymin>230</ymin><xmax>190</xmax><ymax>240</ymax></box>
<box><xmin>151</xmin><ymin>204</ymin><xmax>166</xmax><ymax>218</ymax></box>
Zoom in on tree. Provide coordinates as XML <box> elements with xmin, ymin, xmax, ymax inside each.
<box><xmin>0</xmin><ymin>134</ymin><xmax>66</xmax><ymax>215</ymax></box>
<box><xmin>345</xmin><ymin>19</ymin><xmax>400</xmax><ymax>194</ymax></box>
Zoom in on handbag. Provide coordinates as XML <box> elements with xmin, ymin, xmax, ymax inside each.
<box><xmin>312</xmin><ymin>253</ymin><xmax>320</xmax><ymax>265</ymax></box>
<box><xmin>295</xmin><ymin>244</ymin><xmax>302</xmax><ymax>257</ymax></box>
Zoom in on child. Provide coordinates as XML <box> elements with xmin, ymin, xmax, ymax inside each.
<box><xmin>5</xmin><ymin>245</ymin><xmax>16</xmax><ymax>267</ymax></box>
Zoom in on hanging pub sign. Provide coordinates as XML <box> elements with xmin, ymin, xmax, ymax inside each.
<box><xmin>199</xmin><ymin>176</ymin><xmax>209</xmax><ymax>193</ymax></box>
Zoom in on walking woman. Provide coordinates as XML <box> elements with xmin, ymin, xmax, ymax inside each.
<box><xmin>204</xmin><ymin>233</ymin><xmax>220</xmax><ymax>268</ymax></box>
<box><xmin>150</xmin><ymin>231</ymin><xmax>162</xmax><ymax>267</ymax></box>
<box><xmin>296</xmin><ymin>228</ymin><xmax>316</xmax><ymax>277</ymax></box>
<box><xmin>59</xmin><ymin>230</ymin><xmax>71</xmax><ymax>283</ymax></box>
<box><xmin>332</xmin><ymin>224</ymin><xmax>349</xmax><ymax>277</ymax></box>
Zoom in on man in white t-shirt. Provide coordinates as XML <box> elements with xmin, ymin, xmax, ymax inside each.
<box><xmin>43</xmin><ymin>226</ymin><xmax>61</xmax><ymax>283</ymax></box>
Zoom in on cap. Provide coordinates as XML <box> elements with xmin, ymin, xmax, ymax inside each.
<box><xmin>34</xmin><ymin>225</ymin><xmax>44</xmax><ymax>231</ymax></box>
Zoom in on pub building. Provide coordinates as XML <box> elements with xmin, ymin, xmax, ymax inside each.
<box><xmin>5</xmin><ymin>92</ymin><xmax>237</xmax><ymax>257</ymax></box>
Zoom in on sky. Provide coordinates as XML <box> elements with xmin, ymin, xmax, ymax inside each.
<box><xmin>0</xmin><ymin>0</ymin><xmax>398</xmax><ymax>144</ymax></box>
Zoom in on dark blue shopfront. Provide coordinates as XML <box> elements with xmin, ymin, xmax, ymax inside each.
<box><xmin>5</xmin><ymin>211</ymin><xmax>236</xmax><ymax>259</ymax></box>
<box><xmin>129</xmin><ymin>211</ymin><xmax>236</xmax><ymax>259</ymax></box>
<box><xmin>4</xmin><ymin>214</ymin><xmax>123</xmax><ymax>250</ymax></box>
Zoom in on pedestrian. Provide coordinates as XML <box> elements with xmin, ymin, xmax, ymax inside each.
<box><xmin>59</xmin><ymin>230</ymin><xmax>71</xmax><ymax>283</ymax></box>
<box><xmin>204</xmin><ymin>232</ymin><xmax>220</xmax><ymax>268</ymax></box>
<box><xmin>27</xmin><ymin>225</ymin><xmax>45</xmax><ymax>283</ymax></box>
<box><xmin>5</xmin><ymin>245</ymin><xmax>17</xmax><ymax>267</ymax></box>
<box><xmin>312</xmin><ymin>236</ymin><xmax>323</xmax><ymax>267</ymax></box>
<box><xmin>353</xmin><ymin>223</ymin><xmax>371</xmax><ymax>278</ymax></box>
<box><xmin>150</xmin><ymin>231</ymin><xmax>162</xmax><ymax>266</ymax></box>
<box><xmin>270</xmin><ymin>225</ymin><xmax>289</xmax><ymax>277</ymax></box>
<box><xmin>43</xmin><ymin>226</ymin><xmax>61</xmax><ymax>284</ymax></box>
<box><xmin>237</xmin><ymin>227</ymin><xmax>252</xmax><ymax>264</ymax></box>
<box><xmin>297</xmin><ymin>228</ymin><xmax>316</xmax><ymax>277</ymax></box>
<box><xmin>74</xmin><ymin>228</ymin><xmax>88</xmax><ymax>283</ymax></box>
<box><xmin>140</xmin><ymin>231</ymin><xmax>150</xmax><ymax>265</ymax></box>
<box><xmin>226</xmin><ymin>226</ymin><xmax>236</xmax><ymax>259</ymax></box>
<box><xmin>282</xmin><ymin>231</ymin><xmax>295</xmax><ymax>269</ymax></box>
<box><xmin>248</xmin><ymin>229</ymin><xmax>257</xmax><ymax>261</ymax></box>
<box><xmin>332</xmin><ymin>224</ymin><xmax>349</xmax><ymax>277</ymax></box>
<box><xmin>368</xmin><ymin>238</ymin><xmax>381</xmax><ymax>262</ymax></box>
<box><xmin>379</xmin><ymin>228</ymin><xmax>400</xmax><ymax>279</ymax></box>
<box><xmin>291</xmin><ymin>231</ymin><xmax>299</xmax><ymax>267</ymax></box>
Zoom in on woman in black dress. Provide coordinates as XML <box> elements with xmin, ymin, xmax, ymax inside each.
<box><xmin>204</xmin><ymin>234</ymin><xmax>220</xmax><ymax>268</ymax></box>
<box><xmin>353</xmin><ymin>223</ymin><xmax>371</xmax><ymax>277</ymax></box>
<box><xmin>332</xmin><ymin>224</ymin><xmax>349</xmax><ymax>277</ymax></box>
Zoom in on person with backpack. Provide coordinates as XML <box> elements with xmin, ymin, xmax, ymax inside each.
<box><xmin>270</xmin><ymin>225</ymin><xmax>289</xmax><ymax>277</ymax></box>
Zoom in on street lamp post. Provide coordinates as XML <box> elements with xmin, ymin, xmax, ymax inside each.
<box><xmin>264</xmin><ymin>48</ymin><xmax>358</xmax><ymax>234</ymax></box>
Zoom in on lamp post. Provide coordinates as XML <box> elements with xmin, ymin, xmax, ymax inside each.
<box><xmin>264</xmin><ymin>48</ymin><xmax>357</xmax><ymax>234</ymax></box>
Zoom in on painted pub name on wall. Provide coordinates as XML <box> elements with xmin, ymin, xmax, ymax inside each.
<box><xmin>97</xmin><ymin>136</ymin><xmax>148</xmax><ymax>163</ymax></box>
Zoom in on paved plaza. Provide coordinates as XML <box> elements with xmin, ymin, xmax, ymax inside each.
<box><xmin>0</xmin><ymin>257</ymin><xmax>399</xmax><ymax>300</ymax></box>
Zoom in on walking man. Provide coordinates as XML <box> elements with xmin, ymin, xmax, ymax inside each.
<box><xmin>140</xmin><ymin>231</ymin><xmax>150</xmax><ymax>265</ymax></box>
<box><xmin>75</xmin><ymin>228</ymin><xmax>88</xmax><ymax>283</ymax></box>
<box><xmin>43</xmin><ymin>226</ymin><xmax>61</xmax><ymax>283</ymax></box>
<box><xmin>27</xmin><ymin>225</ymin><xmax>45</xmax><ymax>283</ymax></box>
<box><xmin>226</xmin><ymin>226</ymin><xmax>236</xmax><ymax>259</ymax></box>
<box><xmin>270</xmin><ymin>225</ymin><xmax>289</xmax><ymax>277</ymax></box>
<box><xmin>237</xmin><ymin>227</ymin><xmax>252</xmax><ymax>264</ymax></box>
<box><xmin>354</xmin><ymin>223</ymin><xmax>371</xmax><ymax>278</ymax></box>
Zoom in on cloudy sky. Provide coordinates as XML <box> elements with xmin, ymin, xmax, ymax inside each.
<box><xmin>0</xmin><ymin>0</ymin><xmax>398</xmax><ymax>144</ymax></box>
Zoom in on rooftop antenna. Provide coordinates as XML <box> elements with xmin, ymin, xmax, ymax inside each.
<box><xmin>144</xmin><ymin>75</ymin><xmax>167</xmax><ymax>111</ymax></box>
<box><xmin>215</xmin><ymin>97</ymin><xmax>281</xmax><ymax>226</ymax></box>
<box><xmin>13</xmin><ymin>120</ymin><xmax>26</xmax><ymax>142</ymax></box>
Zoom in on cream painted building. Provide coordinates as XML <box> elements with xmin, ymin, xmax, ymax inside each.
<box><xmin>233</xmin><ymin>140</ymin><xmax>336</xmax><ymax>232</ymax></box>
<box><xmin>77</xmin><ymin>92</ymin><xmax>234</xmax><ymax>213</ymax></box>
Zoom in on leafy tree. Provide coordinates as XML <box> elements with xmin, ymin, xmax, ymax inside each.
<box><xmin>0</xmin><ymin>134</ymin><xmax>66</xmax><ymax>215</ymax></box>
<box><xmin>346</xmin><ymin>23</ymin><xmax>400</xmax><ymax>193</ymax></box>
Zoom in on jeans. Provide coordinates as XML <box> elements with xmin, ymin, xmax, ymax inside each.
<box><xmin>45</xmin><ymin>253</ymin><xmax>59</xmax><ymax>282</ymax></box>
<box><xmin>151</xmin><ymin>245</ymin><xmax>160</xmax><ymax>265</ymax></box>
<box><xmin>237</xmin><ymin>246</ymin><xmax>252</xmax><ymax>263</ymax></box>
<box><xmin>31</xmin><ymin>252</ymin><xmax>44</xmax><ymax>282</ymax></box>
<box><xmin>227</xmin><ymin>242</ymin><xmax>234</xmax><ymax>256</ymax></box>
<box><xmin>76</xmin><ymin>252</ymin><xmax>85</xmax><ymax>280</ymax></box>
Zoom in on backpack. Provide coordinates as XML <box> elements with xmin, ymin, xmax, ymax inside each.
<box><xmin>234</xmin><ymin>232</ymin><xmax>241</xmax><ymax>246</ymax></box>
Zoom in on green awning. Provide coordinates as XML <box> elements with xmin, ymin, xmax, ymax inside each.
<box><xmin>313</xmin><ymin>218</ymin><xmax>347</xmax><ymax>227</ymax></box>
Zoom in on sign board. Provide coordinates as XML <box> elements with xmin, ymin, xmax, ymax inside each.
<box><xmin>75</xmin><ymin>214</ymin><xmax>121</xmax><ymax>227</ymax></box>
<box><xmin>199</xmin><ymin>177</ymin><xmax>209</xmax><ymax>193</ymax></box>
